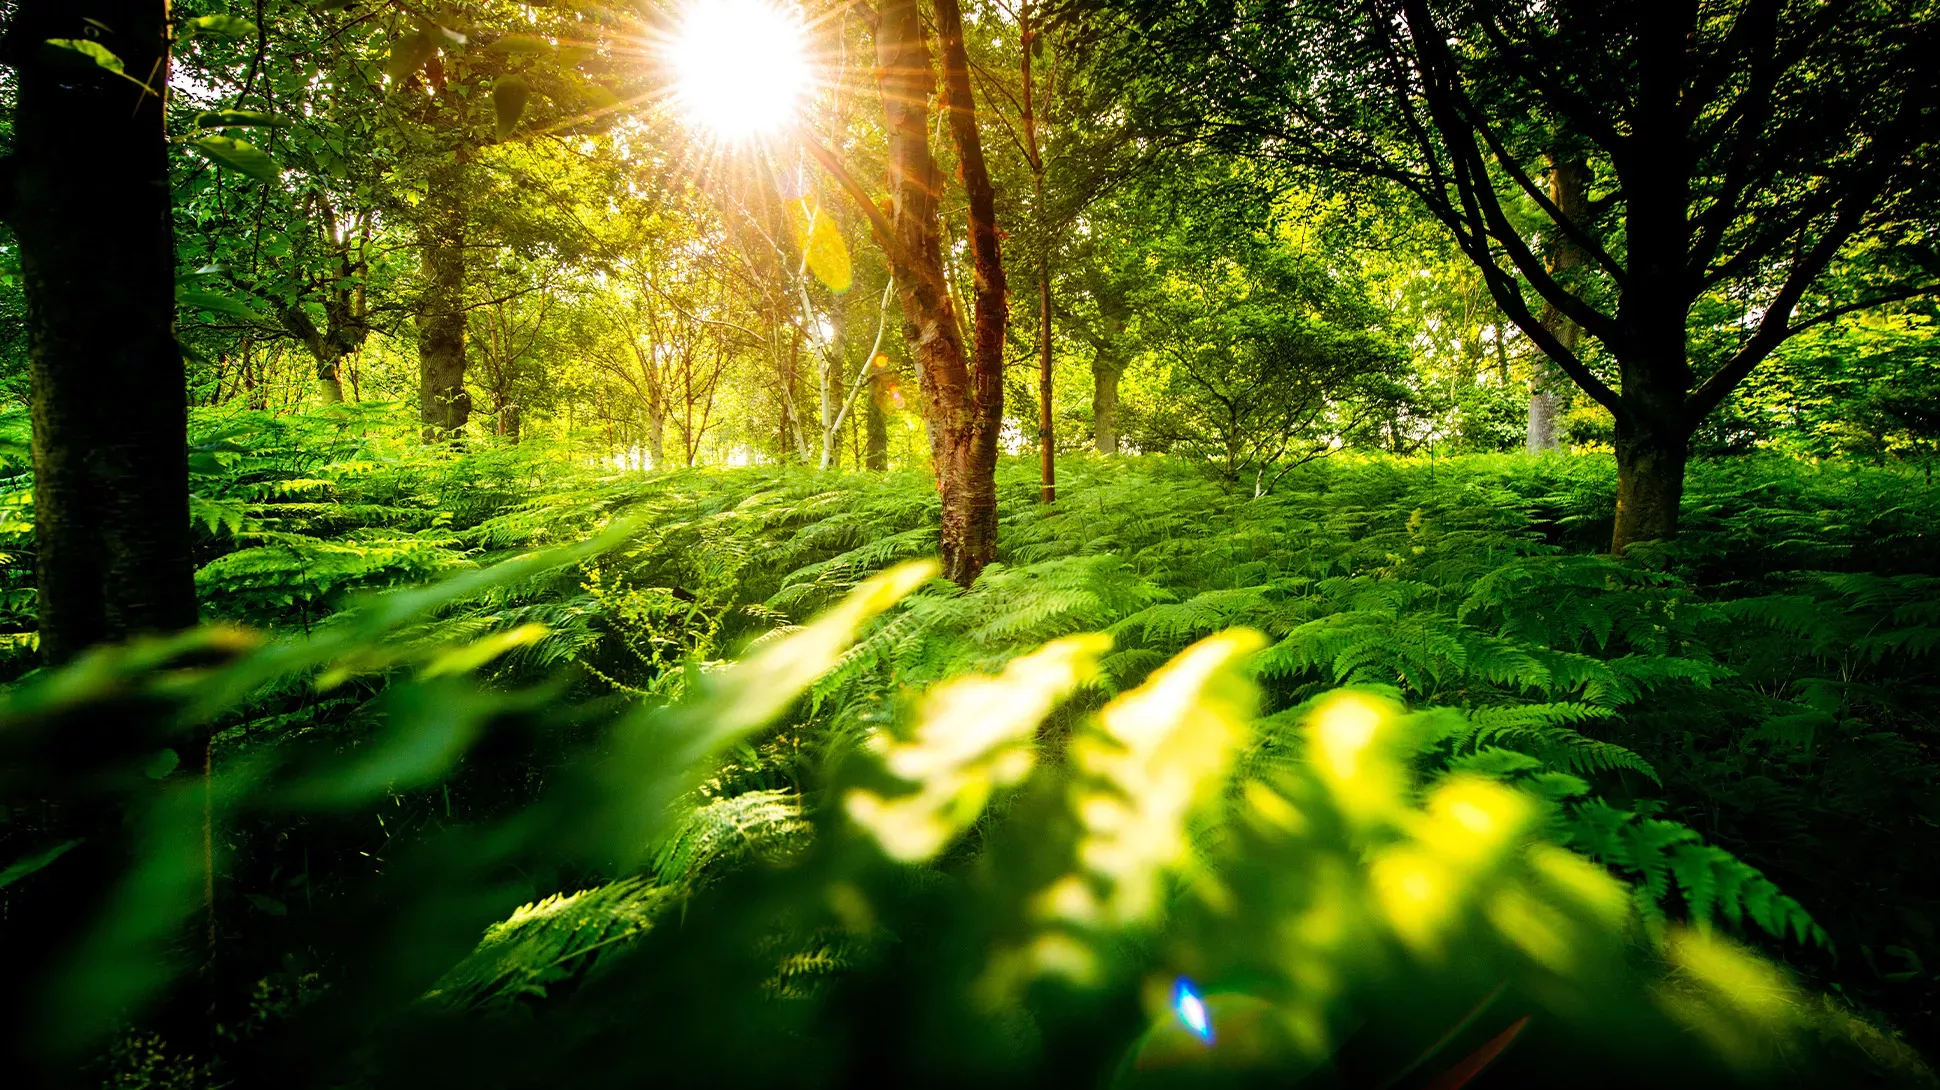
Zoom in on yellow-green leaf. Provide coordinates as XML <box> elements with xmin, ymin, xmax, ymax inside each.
<box><xmin>188</xmin><ymin>135</ymin><xmax>281</xmax><ymax>185</ymax></box>
<box><xmin>386</xmin><ymin>29</ymin><xmax>436</xmax><ymax>87</ymax></box>
<box><xmin>486</xmin><ymin>34</ymin><xmax>554</xmax><ymax>54</ymax></box>
<box><xmin>792</xmin><ymin>197</ymin><xmax>852</xmax><ymax>294</ymax></box>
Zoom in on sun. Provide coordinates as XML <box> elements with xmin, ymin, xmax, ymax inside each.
<box><xmin>669</xmin><ymin>0</ymin><xmax>811</xmax><ymax>141</ymax></box>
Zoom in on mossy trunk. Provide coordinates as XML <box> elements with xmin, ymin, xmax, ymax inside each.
<box><xmin>1529</xmin><ymin>153</ymin><xmax>1590</xmax><ymax>453</ymax></box>
<box><xmin>1093</xmin><ymin>360</ymin><xmax>1122</xmax><ymax>455</ymax></box>
<box><xmin>1611</xmin><ymin>419</ymin><xmax>1687</xmax><ymax>553</ymax></box>
<box><xmin>417</xmin><ymin>159</ymin><xmax>470</xmax><ymax>440</ymax></box>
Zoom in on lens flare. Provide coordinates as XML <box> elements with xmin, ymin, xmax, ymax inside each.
<box><xmin>668</xmin><ymin>0</ymin><xmax>810</xmax><ymax>140</ymax></box>
<box><xmin>1173</xmin><ymin>979</ymin><xmax>1214</xmax><ymax>1044</ymax></box>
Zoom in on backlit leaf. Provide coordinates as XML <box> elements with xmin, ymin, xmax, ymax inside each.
<box><xmin>386</xmin><ymin>29</ymin><xmax>436</xmax><ymax>87</ymax></box>
<box><xmin>191</xmin><ymin>14</ymin><xmax>259</xmax><ymax>40</ymax></box>
<box><xmin>43</xmin><ymin>38</ymin><xmax>125</xmax><ymax>76</ymax></box>
<box><xmin>188</xmin><ymin>136</ymin><xmax>281</xmax><ymax>185</ymax></box>
<box><xmin>494</xmin><ymin>76</ymin><xmax>531</xmax><ymax>141</ymax></box>
<box><xmin>791</xmin><ymin>197</ymin><xmax>852</xmax><ymax>294</ymax></box>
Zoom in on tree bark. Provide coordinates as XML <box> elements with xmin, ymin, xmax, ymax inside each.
<box><xmin>416</xmin><ymin>158</ymin><xmax>470</xmax><ymax>440</ymax></box>
<box><xmin>4</xmin><ymin>1</ymin><xmax>198</xmax><ymax>663</ymax></box>
<box><xmin>1528</xmin><ymin>152</ymin><xmax>1589</xmax><ymax>453</ymax></box>
<box><xmin>1093</xmin><ymin>359</ymin><xmax>1122</xmax><ymax>455</ymax></box>
<box><xmin>865</xmin><ymin>370</ymin><xmax>890</xmax><ymax>470</ymax></box>
<box><xmin>0</xmin><ymin>3</ymin><xmax>200</xmax><ymax>1076</ymax></box>
<box><xmin>1612</xmin><ymin>417</ymin><xmax>1687</xmax><ymax>552</ymax></box>
<box><xmin>878</xmin><ymin>0</ymin><xmax>1007</xmax><ymax>586</ymax></box>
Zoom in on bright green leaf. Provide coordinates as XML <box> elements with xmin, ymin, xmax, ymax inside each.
<box><xmin>43</xmin><ymin>38</ymin><xmax>126</xmax><ymax>76</ymax></box>
<box><xmin>188</xmin><ymin>135</ymin><xmax>281</xmax><ymax>185</ymax></box>
<box><xmin>191</xmin><ymin>14</ymin><xmax>259</xmax><ymax>40</ymax></box>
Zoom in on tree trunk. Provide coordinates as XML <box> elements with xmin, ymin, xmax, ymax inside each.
<box><xmin>0</xmin><ymin>3</ymin><xmax>200</xmax><ymax>1076</ymax></box>
<box><xmin>1037</xmin><ymin>271</ymin><xmax>1055</xmax><ymax>502</ymax></box>
<box><xmin>496</xmin><ymin>403</ymin><xmax>522</xmax><ymax>443</ymax></box>
<box><xmin>1528</xmin><ymin>152</ymin><xmax>1590</xmax><ymax>453</ymax></box>
<box><xmin>935</xmin><ymin>0</ymin><xmax>1008</xmax><ymax>582</ymax></box>
<box><xmin>318</xmin><ymin>362</ymin><xmax>346</xmax><ymax>403</ymax></box>
<box><xmin>878</xmin><ymin>0</ymin><xmax>1007</xmax><ymax>586</ymax></box>
<box><xmin>865</xmin><ymin>370</ymin><xmax>890</xmax><ymax>470</ymax></box>
<box><xmin>417</xmin><ymin>158</ymin><xmax>469</xmax><ymax>440</ymax></box>
<box><xmin>647</xmin><ymin>398</ymin><xmax>666</xmax><ymax>470</ymax></box>
<box><xmin>5</xmin><ymin>2</ymin><xmax>198</xmax><ymax>663</ymax></box>
<box><xmin>1611</xmin><ymin>417</ymin><xmax>1687</xmax><ymax>552</ymax></box>
<box><xmin>1021</xmin><ymin>4</ymin><xmax>1053</xmax><ymax>504</ymax></box>
<box><xmin>1093</xmin><ymin>360</ymin><xmax>1122</xmax><ymax>455</ymax></box>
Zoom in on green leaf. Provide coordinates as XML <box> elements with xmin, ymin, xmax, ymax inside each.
<box><xmin>494</xmin><ymin>75</ymin><xmax>531</xmax><ymax>141</ymax></box>
<box><xmin>43</xmin><ymin>38</ymin><xmax>125</xmax><ymax>76</ymax></box>
<box><xmin>179</xmin><ymin>290</ymin><xmax>264</xmax><ymax>320</ymax></box>
<box><xmin>486</xmin><ymin>34</ymin><xmax>555</xmax><ymax>55</ymax></box>
<box><xmin>188</xmin><ymin>135</ymin><xmax>281</xmax><ymax>185</ymax></box>
<box><xmin>244</xmin><ymin>893</ymin><xmax>288</xmax><ymax>917</ymax></box>
<box><xmin>143</xmin><ymin>748</ymin><xmax>181</xmax><ymax>780</ymax></box>
<box><xmin>190</xmin><ymin>14</ymin><xmax>259</xmax><ymax>40</ymax></box>
<box><xmin>0</xmin><ymin>839</ymin><xmax>81</xmax><ymax>891</ymax></box>
<box><xmin>386</xmin><ymin>29</ymin><xmax>437</xmax><ymax>87</ymax></box>
<box><xmin>196</xmin><ymin>109</ymin><xmax>290</xmax><ymax>130</ymax></box>
<box><xmin>580</xmin><ymin>84</ymin><xmax>622</xmax><ymax>112</ymax></box>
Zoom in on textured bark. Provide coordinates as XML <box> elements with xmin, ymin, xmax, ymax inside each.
<box><xmin>5</xmin><ymin>2</ymin><xmax>198</xmax><ymax>663</ymax></box>
<box><xmin>1528</xmin><ymin>153</ymin><xmax>1589</xmax><ymax>453</ymax></box>
<box><xmin>878</xmin><ymin>0</ymin><xmax>1007</xmax><ymax>585</ymax></box>
<box><xmin>1093</xmin><ymin>361</ymin><xmax>1122</xmax><ymax>454</ymax></box>
<box><xmin>1612</xmin><ymin>417</ymin><xmax>1687</xmax><ymax>552</ymax></box>
<box><xmin>416</xmin><ymin>159</ymin><xmax>470</xmax><ymax>440</ymax></box>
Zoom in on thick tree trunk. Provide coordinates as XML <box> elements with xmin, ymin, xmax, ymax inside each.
<box><xmin>1093</xmin><ymin>360</ymin><xmax>1122</xmax><ymax>454</ymax></box>
<box><xmin>318</xmin><ymin>362</ymin><xmax>346</xmax><ymax>403</ymax></box>
<box><xmin>417</xmin><ymin>159</ymin><xmax>469</xmax><ymax>440</ymax></box>
<box><xmin>1529</xmin><ymin>153</ymin><xmax>1590</xmax><ymax>453</ymax></box>
<box><xmin>936</xmin><ymin>0</ymin><xmax>1008</xmax><ymax>580</ymax></box>
<box><xmin>879</xmin><ymin>0</ymin><xmax>1006</xmax><ymax>586</ymax></box>
<box><xmin>0</xmin><ymin>4</ymin><xmax>200</xmax><ymax>1076</ymax></box>
<box><xmin>1611</xmin><ymin>417</ymin><xmax>1687</xmax><ymax>552</ymax></box>
<box><xmin>5</xmin><ymin>2</ymin><xmax>198</xmax><ymax>663</ymax></box>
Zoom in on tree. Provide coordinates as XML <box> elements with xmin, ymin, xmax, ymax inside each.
<box><xmin>0</xmin><ymin>2</ymin><xmax>198</xmax><ymax>662</ymax></box>
<box><xmin>812</xmin><ymin>0</ymin><xmax>1010</xmax><ymax>584</ymax></box>
<box><xmin>1079</xmin><ymin>0</ymin><xmax>1940</xmax><ymax>550</ymax></box>
<box><xmin>1127</xmin><ymin>233</ymin><xmax>1411</xmax><ymax>488</ymax></box>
